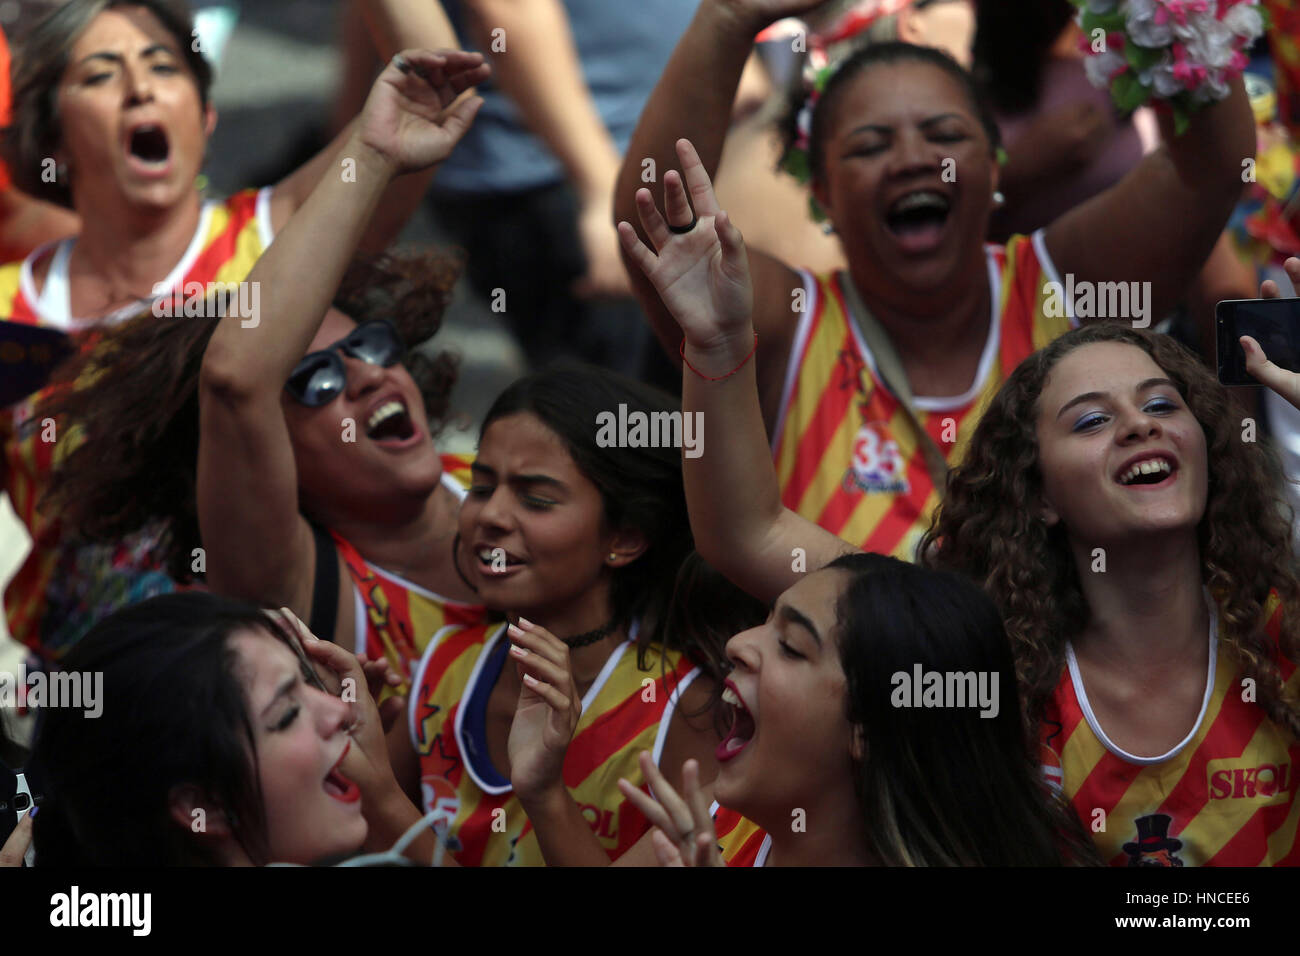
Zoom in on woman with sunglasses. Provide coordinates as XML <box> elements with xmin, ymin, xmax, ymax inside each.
<box><xmin>192</xmin><ymin>49</ymin><xmax>490</xmax><ymax>697</ymax></box>
<box><xmin>1</xmin><ymin>0</ymin><xmax>480</xmax><ymax>660</ymax></box>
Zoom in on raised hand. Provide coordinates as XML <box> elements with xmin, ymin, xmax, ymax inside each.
<box><xmin>506</xmin><ymin>619</ymin><xmax>583</xmax><ymax>801</ymax></box>
<box><xmin>618</xmin><ymin>138</ymin><xmax>754</xmax><ymax>353</ymax></box>
<box><xmin>1241</xmin><ymin>257</ymin><xmax>1300</xmax><ymax>411</ymax></box>
<box><xmin>617</xmin><ymin>754</ymin><xmax>724</xmax><ymax>867</ymax></box>
<box><xmin>713</xmin><ymin>0</ymin><xmax>829</xmax><ymax>32</ymax></box>
<box><xmin>356</xmin><ymin>48</ymin><xmax>490</xmax><ymax>174</ymax></box>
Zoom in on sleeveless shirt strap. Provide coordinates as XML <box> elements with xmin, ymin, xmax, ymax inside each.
<box><xmin>308</xmin><ymin>521</ymin><xmax>340</xmax><ymax>644</ymax></box>
<box><xmin>835</xmin><ymin>269</ymin><xmax>951</xmax><ymax>495</ymax></box>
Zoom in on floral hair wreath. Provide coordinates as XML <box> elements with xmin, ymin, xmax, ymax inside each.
<box><xmin>779</xmin><ymin>59</ymin><xmax>1009</xmax><ymax>223</ymax></box>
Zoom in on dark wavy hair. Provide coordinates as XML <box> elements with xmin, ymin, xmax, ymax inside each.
<box><xmin>35</xmin><ymin>249</ymin><xmax>461</xmax><ymax>582</ymax></box>
<box><xmin>475</xmin><ymin>364</ymin><xmax>703</xmax><ymax>675</ymax></box>
<box><xmin>826</xmin><ymin>552</ymin><xmax>1096</xmax><ymax>865</ymax></box>
<box><xmin>972</xmin><ymin>0</ymin><xmax>1076</xmax><ymax>114</ymax></box>
<box><xmin>29</xmin><ymin>592</ymin><xmax>309</xmax><ymax>866</ymax></box>
<box><xmin>921</xmin><ymin>324</ymin><xmax>1300</xmax><ymax>740</ymax></box>
<box><xmin>7</xmin><ymin>0</ymin><xmax>214</xmax><ymax>207</ymax></box>
<box><xmin>778</xmin><ymin>40</ymin><xmax>1002</xmax><ymax>187</ymax></box>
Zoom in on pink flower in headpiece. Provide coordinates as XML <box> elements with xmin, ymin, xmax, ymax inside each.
<box><xmin>1156</xmin><ymin>0</ymin><xmax>1211</xmax><ymax>28</ymax></box>
<box><xmin>1171</xmin><ymin>42</ymin><xmax>1209</xmax><ymax>88</ymax></box>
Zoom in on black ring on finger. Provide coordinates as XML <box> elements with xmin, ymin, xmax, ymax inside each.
<box><xmin>667</xmin><ymin>215</ymin><xmax>697</xmax><ymax>235</ymax></box>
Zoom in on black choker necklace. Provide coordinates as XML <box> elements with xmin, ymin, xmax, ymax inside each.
<box><xmin>561</xmin><ymin>620</ymin><xmax>617</xmax><ymax>649</ymax></box>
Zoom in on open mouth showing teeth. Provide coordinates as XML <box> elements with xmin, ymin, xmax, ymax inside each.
<box><xmin>718</xmin><ymin>686</ymin><xmax>755</xmax><ymax>759</ymax></box>
<box><xmin>366</xmin><ymin>400</ymin><xmax>415</xmax><ymax>441</ymax></box>
<box><xmin>128</xmin><ymin>125</ymin><xmax>169</xmax><ymax>163</ymax></box>
<box><xmin>885</xmin><ymin>190</ymin><xmax>951</xmax><ymax>237</ymax></box>
<box><xmin>476</xmin><ymin>546</ymin><xmax>524</xmax><ymax>568</ymax></box>
<box><xmin>323</xmin><ymin>744</ymin><xmax>361</xmax><ymax>804</ymax></box>
<box><xmin>1118</xmin><ymin>458</ymin><xmax>1175</xmax><ymax>485</ymax></box>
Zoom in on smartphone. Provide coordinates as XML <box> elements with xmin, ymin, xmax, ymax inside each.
<box><xmin>1217</xmin><ymin>297</ymin><xmax>1300</xmax><ymax>387</ymax></box>
<box><xmin>0</xmin><ymin>760</ymin><xmax>38</xmax><ymax>866</ymax></box>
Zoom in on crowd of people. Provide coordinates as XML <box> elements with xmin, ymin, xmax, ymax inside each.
<box><xmin>1</xmin><ymin>0</ymin><xmax>1299</xmax><ymax>869</ymax></box>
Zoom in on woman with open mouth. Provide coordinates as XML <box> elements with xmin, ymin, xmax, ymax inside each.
<box><xmin>36</xmin><ymin>51</ymin><xmax>491</xmax><ymax>708</ymax></box>
<box><xmin>615</xmin><ymin>0</ymin><xmax>1255</xmax><ymax>565</ymax></box>
<box><xmin>395</xmin><ymin>363</ymin><xmax>730</xmax><ymax>866</ymax></box>
<box><xmin>623</xmin><ymin>142</ymin><xmax>1300</xmax><ymax>866</ymax></box>
<box><xmin>0</xmin><ymin>0</ymin><xmax>474</xmax><ymax>660</ymax></box>
<box><xmin>515</xmin><ymin>550</ymin><xmax>1095</xmax><ymax>866</ymax></box>
<box><xmin>23</xmin><ymin>591</ymin><xmax>430</xmax><ymax>866</ymax></box>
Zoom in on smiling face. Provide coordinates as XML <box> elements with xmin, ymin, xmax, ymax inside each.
<box><xmin>228</xmin><ymin>627</ymin><xmax>366</xmax><ymax>865</ymax></box>
<box><xmin>1034</xmin><ymin>342</ymin><xmax>1209</xmax><ymax>546</ymax></box>
<box><xmin>812</xmin><ymin>59</ymin><xmax>996</xmax><ymax>297</ymax></box>
<box><xmin>713</xmin><ymin>569</ymin><xmax>858</xmax><ymax>824</ymax></box>
<box><xmin>459</xmin><ymin>412</ymin><xmax>638</xmax><ymax>618</ymax></box>
<box><xmin>55</xmin><ymin>6</ymin><xmax>213</xmax><ymax>212</ymax></box>
<box><xmin>283</xmin><ymin>308</ymin><xmax>443</xmax><ymax>526</ymax></box>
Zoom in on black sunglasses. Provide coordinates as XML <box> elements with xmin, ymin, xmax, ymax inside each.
<box><xmin>284</xmin><ymin>319</ymin><xmax>405</xmax><ymax>407</ymax></box>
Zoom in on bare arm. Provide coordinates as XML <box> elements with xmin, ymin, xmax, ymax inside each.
<box><xmin>199</xmin><ymin>52</ymin><xmax>485</xmax><ymax>616</ymax></box>
<box><xmin>614</xmin><ymin>0</ymin><xmax>808</xmax><ymax>414</ymax></box>
<box><xmin>270</xmin><ymin>0</ymin><xmax>469</xmax><ymax>252</ymax></box>
<box><xmin>1044</xmin><ymin>77</ymin><xmax>1256</xmax><ymax>322</ymax></box>
<box><xmin>619</xmin><ymin>140</ymin><xmax>854</xmax><ymax>605</ymax></box>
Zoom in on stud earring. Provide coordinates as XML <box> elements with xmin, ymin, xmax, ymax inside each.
<box><xmin>608</xmin><ymin>553</ymin><xmax>617</xmax><ymax>563</ymax></box>
<box><xmin>821</xmin><ymin>220</ymin><xmax>835</xmax><ymax>235</ymax></box>
<box><xmin>992</xmin><ymin>190</ymin><xmax>1005</xmax><ymax>208</ymax></box>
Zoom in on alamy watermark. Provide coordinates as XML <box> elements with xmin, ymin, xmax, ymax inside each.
<box><xmin>890</xmin><ymin>665</ymin><xmax>999</xmax><ymax>718</ymax></box>
<box><xmin>595</xmin><ymin>404</ymin><xmax>703</xmax><ymax>459</ymax></box>
<box><xmin>0</xmin><ymin>662</ymin><xmax>102</xmax><ymax>718</ymax></box>
<box><xmin>152</xmin><ymin>280</ymin><xmax>260</xmax><ymax>327</ymax></box>
<box><xmin>1043</xmin><ymin>273</ymin><xmax>1151</xmax><ymax>328</ymax></box>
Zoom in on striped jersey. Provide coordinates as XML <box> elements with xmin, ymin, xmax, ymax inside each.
<box><xmin>2</xmin><ymin>188</ymin><xmax>275</xmax><ymax>654</ymax></box>
<box><xmin>408</xmin><ymin>619</ymin><xmax>701</xmax><ymax>866</ymax></box>
<box><xmin>771</xmin><ymin>230</ymin><xmax>1075</xmax><ymax>560</ymax></box>
<box><xmin>332</xmin><ymin>454</ymin><xmax>486</xmax><ymax>693</ymax></box>
<box><xmin>1041</xmin><ymin>595</ymin><xmax>1300</xmax><ymax>866</ymax></box>
<box><xmin>711</xmin><ymin>803</ymin><xmax>770</xmax><ymax>867</ymax></box>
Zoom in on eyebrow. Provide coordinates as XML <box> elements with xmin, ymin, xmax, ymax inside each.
<box><xmin>469</xmin><ymin>463</ymin><xmax>568</xmax><ymax>492</ymax></box>
<box><xmin>1056</xmin><ymin>378</ymin><xmax>1177</xmax><ymax>420</ymax></box>
<box><xmin>260</xmin><ymin>673</ymin><xmax>298</xmax><ymax>717</ymax></box>
<box><xmin>777</xmin><ymin>604</ymin><xmax>822</xmax><ymax>648</ymax></box>
<box><xmin>846</xmin><ymin>114</ymin><xmax>965</xmax><ymax>137</ymax></box>
<box><xmin>76</xmin><ymin>43</ymin><xmax>177</xmax><ymax>69</ymax></box>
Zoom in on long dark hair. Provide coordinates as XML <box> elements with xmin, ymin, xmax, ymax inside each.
<box><xmin>972</xmin><ymin>0</ymin><xmax>1077</xmax><ymax>114</ymax></box>
<box><xmin>479</xmin><ymin>364</ymin><xmax>696</xmax><ymax>666</ymax></box>
<box><xmin>827</xmin><ymin>552</ymin><xmax>1095</xmax><ymax>865</ymax></box>
<box><xmin>28</xmin><ymin>591</ymin><xmax>306</xmax><ymax>866</ymax></box>
<box><xmin>35</xmin><ymin>250</ymin><xmax>461</xmax><ymax>582</ymax></box>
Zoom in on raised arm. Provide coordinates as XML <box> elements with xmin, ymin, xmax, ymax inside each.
<box><xmin>614</xmin><ymin>1</ymin><xmax>813</xmax><ymax>422</ymax></box>
<box><xmin>198</xmin><ymin>51</ymin><xmax>485</xmax><ymax>617</ymax></box>
<box><xmin>1043</xmin><ymin>76</ymin><xmax>1256</xmax><ymax>322</ymax></box>
<box><xmin>270</xmin><ymin>1</ymin><xmax>474</xmax><ymax>252</ymax></box>
<box><xmin>618</xmin><ymin>139</ymin><xmax>855</xmax><ymax>605</ymax></box>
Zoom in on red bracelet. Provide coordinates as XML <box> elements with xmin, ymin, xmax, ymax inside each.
<box><xmin>680</xmin><ymin>332</ymin><xmax>758</xmax><ymax>381</ymax></box>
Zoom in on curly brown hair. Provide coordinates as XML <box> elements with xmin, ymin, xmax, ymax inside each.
<box><xmin>34</xmin><ymin>248</ymin><xmax>462</xmax><ymax>582</ymax></box>
<box><xmin>920</xmin><ymin>323</ymin><xmax>1300</xmax><ymax>741</ymax></box>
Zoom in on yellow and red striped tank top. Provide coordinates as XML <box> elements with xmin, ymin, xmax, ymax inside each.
<box><xmin>408</xmin><ymin>619</ymin><xmax>701</xmax><ymax>866</ymax></box>
<box><xmin>712</xmin><ymin>803</ymin><xmax>770</xmax><ymax>867</ymax></box>
<box><xmin>771</xmin><ymin>230</ymin><xmax>1075</xmax><ymax>560</ymax></box>
<box><xmin>1</xmin><ymin>188</ymin><xmax>274</xmax><ymax>653</ymax></box>
<box><xmin>1042</xmin><ymin>595</ymin><xmax>1300</xmax><ymax>866</ymax></box>
<box><xmin>331</xmin><ymin>454</ymin><xmax>486</xmax><ymax>692</ymax></box>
